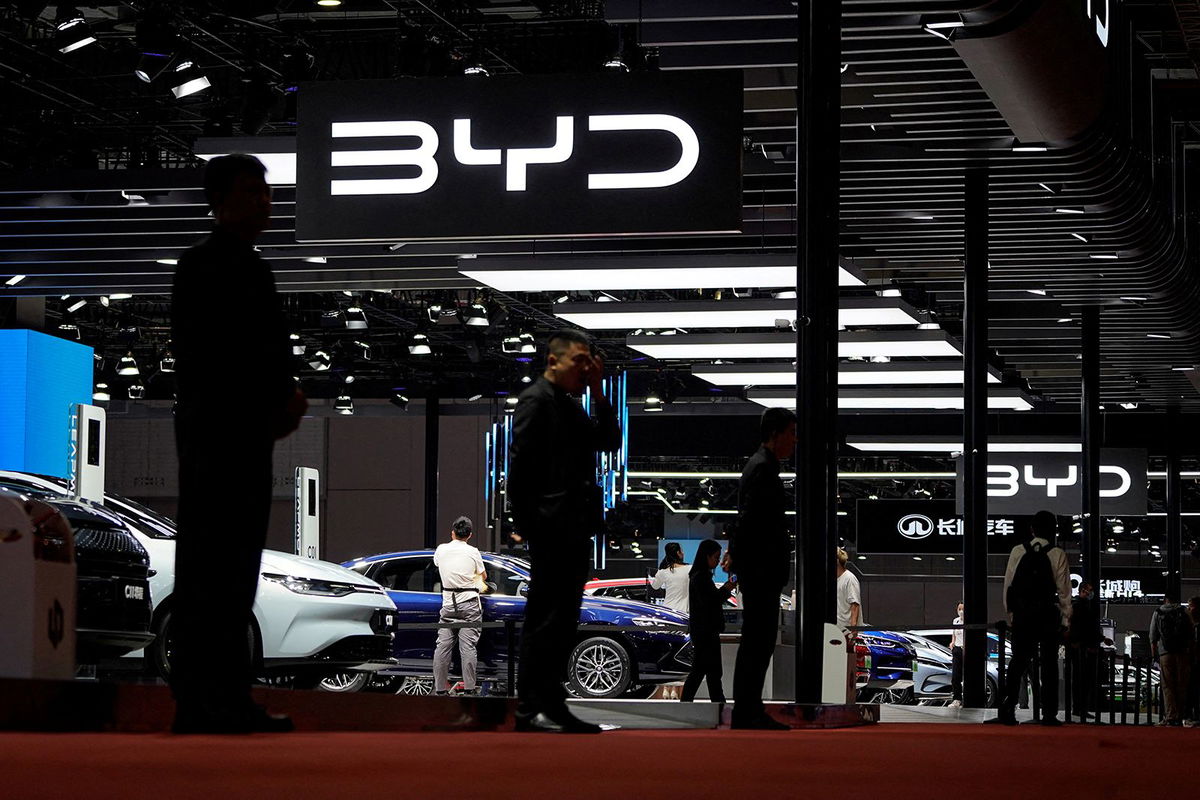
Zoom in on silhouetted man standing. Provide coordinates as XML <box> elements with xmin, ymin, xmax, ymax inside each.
<box><xmin>729</xmin><ymin>407</ymin><xmax>796</xmax><ymax>730</ymax></box>
<box><xmin>170</xmin><ymin>154</ymin><xmax>306</xmax><ymax>734</ymax></box>
<box><xmin>508</xmin><ymin>329</ymin><xmax>620</xmax><ymax>733</ymax></box>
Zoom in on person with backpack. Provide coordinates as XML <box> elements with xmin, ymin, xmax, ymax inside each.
<box><xmin>1149</xmin><ymin>592</ymin><xmax>1194</xmax><ymax>726</ymax></box>
<box><xmin>987</xmin><ymin>510</ymin><xmax>1071</xmax><ymax>726</ymax></box>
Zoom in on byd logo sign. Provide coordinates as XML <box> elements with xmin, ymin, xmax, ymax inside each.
<box><xmin>956</xmin><ymin>449</ymin><xmax>1146</xmax><ymax>516</ymax></box>
<box><xmin>986</xmin><ymin>464</ymin><xmax>1131</xmax><ymax>499</ymax></box>
<box><xmin>328</xmin><ymin>115</ymin><xmax>699</xmax><ymax>196</ymax></box>
<box><xmin>294</xmin><ymin>72</ymin><xmax>744</xmax><ymax>241</ymax></box>
<box><xmin>1083</xmin><ymin>0</ymin><xmax>1113</xmax><ymax>48</ymax></box>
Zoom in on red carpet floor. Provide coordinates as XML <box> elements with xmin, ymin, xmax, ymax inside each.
<box><xmin>0</xmin><ymin>724</ymin><xmax>1190</xmax><ymax>799</ymax></box>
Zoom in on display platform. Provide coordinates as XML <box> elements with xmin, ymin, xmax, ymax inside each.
<box><xmin>0</xmin><ymin>678</ymin><xmax>511</xmax><ymax>733</ymax></box>
<box><xmin>0</xmin><ymin>678</ymin><xmax>878</xmax><ymax>733</ymax></box>
<box><xmin>742</xmin><ymin>702</ymin><xmax>879</xmax><ymax>729</ymax></box>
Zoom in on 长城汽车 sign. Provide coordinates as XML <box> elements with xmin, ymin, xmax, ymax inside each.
<box><xmin>855</xmin><ymin>500</ymin><xmax>1025</xmax><ymax>555</ymax></box>
<box><xmin>955</xmin><ymin>448</ymin><xmax>1146</xmax><ymax>517</ymax></box>
<box><xmin>295</xmin><ymin>72</ymin><xmax>744</xmax><ymax>242</ymax></box>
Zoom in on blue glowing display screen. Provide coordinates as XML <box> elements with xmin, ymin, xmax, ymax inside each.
<box><xmin>0</xmin><ymin>330</ymin><xmax>92</xmax><ymax>479</ymax></box>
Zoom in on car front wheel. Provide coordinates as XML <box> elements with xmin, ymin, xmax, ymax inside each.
<box><xmin>567</xmin><ymin>636</ymin><xmax>633</xmax><ymax>699</ymax></box>
<box><xmin>314</xmin><ymin>671</ymin><xmax>369</xmax><ymax>693</ymax></box>
<box><xmin>150</xmin><ymin>605</ymin><xmax>257</xmax><ymax>681</ymax></box>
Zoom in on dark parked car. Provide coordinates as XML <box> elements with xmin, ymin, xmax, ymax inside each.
<box><xmin>344</xmin><ymin>550</ymin><xmax>693</xmax><ymax>698</ymax></box>
<box><xmin>0</xmin><ymin>486</ymin><xmax>153</xmax><ymax>662</ymax></box>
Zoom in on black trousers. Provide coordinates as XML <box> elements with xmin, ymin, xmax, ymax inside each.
<box><xmin>682</xmin><ymin>632</ymin><xmax>724</xmax><ymax>702</ymax></box>
<box><xmin>732</xmin><ymin>586</ymin><xmax>781</xmax><ymax>721</ymax></box>
<box><xmin>1002</xmin><ymin>620</ymin><xmax>1060</xmax><ymax>718</ymax></box>
<box><xmin>951</xmin><ymin>646</ymin><xmax>964</xmax><ymax>701</ymax></box>
<box><xmin>1070</xmin><ymin>646</ymin><xmax>1099</xmax><ymax>717</ymax></box>
<box><xmin>170</xmin><ymin>415</ymin><xmax>273</xmax><ymax>710</ymax></box>
<box><xmin>516</xmin><ymin>533</ymin><xmax>590</xmax><ymax>714</ymax></box>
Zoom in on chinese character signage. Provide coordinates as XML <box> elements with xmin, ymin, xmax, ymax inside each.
<box><xmin>855</xmin><ymin>500</ymin><xmax>1024</xmax><ymax>555</ymax></box>
<box><xmin>1070</xmin><ymin>567</ymin><xmax>1166</xmax><ymax>605</ymax></box>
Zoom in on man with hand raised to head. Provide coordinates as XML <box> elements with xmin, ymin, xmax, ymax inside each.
<box><xmin>508</xmin><ymin>329</ymin><xmax>621</xmax><ymax>733</ymax></box>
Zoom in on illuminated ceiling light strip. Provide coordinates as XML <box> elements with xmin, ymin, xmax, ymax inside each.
<box><xmin>626</xmin><ymin>330</ymin><xmax>963</xmax><ymax>360</ymax></box>
<box><xmin>846</xmin><ymin>438</ymin><xmax>1081</xmax><ymax>454</ymax></box>
<box><xmin>194</xmin><ymin>151</ymin><xmax>298</xmax><ymax>185</ymax></box>
<box><xmin>555</xmin><ymin>297</ymin><xmax>921</xmax><ymax>330</ymax></box>
<box><xmin>625</xmin><ymin>470</ymin><xmax>957</xmax><ymax>480</ymax></box>
<box><xmin>459</xmin><ymin>255</ymin><xmax>868</xmax><ymax>291</ymax></box>
<box><xmin>691</xmin><ymin>361</ymin><xmax>1001</xmax><ymax>386</ymax></box>
<box><xmin>746</xmin><ymin>388</ymin><xmax>1034</xmax><ymax>411</ymax></box>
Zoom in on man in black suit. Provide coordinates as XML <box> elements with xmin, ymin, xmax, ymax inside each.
<box><xmin>508</xmin><ymin>329</ymin><xmax>621</xmax><ymax>733</ymax></box>
<box><xmin>170</xmin><ymin>154</ymin><xmax>306</xmax><ymax>734</ymax></box>
<box><xmin>728</xmin><ymin>407</ymin><xmax>796</xmax><ymax>730</ymax></box>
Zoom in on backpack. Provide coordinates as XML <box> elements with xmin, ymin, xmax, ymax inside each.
<box><xmin>1007</xmin><ymin>541</ymin><xmax>1059</xmax><ymax>619</ymax></box>
<box><xmin>1158</xmin><ymin>605</ymin><xmax>1193</xmax><ymax>653</ymax></box>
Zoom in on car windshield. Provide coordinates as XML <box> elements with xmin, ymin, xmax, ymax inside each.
<box><xmin>104</xmin><ymin>495</ymin><xmax>176</xmax><ymax>540</ymax></box>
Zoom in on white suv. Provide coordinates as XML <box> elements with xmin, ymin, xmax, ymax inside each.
<box><xmin>0</xmin><ymin>471</ymin><xmax>397</xmax><ymax>690</ymax></box>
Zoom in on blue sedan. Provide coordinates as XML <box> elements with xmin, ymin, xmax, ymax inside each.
<box><xmin>343</xmin><ymin>550</ymin><xmax>693</xmax><ymax>698</ymax></box>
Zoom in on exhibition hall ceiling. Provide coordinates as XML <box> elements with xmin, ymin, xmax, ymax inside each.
<box><xmin>2</xmin><ymin>1</ymin><xmax>1200</xmax><ymax>410</ymax></box>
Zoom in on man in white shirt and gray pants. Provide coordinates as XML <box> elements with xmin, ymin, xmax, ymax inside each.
<box><xmin>433</xmin><ymin>516</ymin><xmax>487</xmax><ymax>695</ymax></box>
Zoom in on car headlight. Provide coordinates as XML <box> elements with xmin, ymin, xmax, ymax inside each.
<box><xmin>631</xmin><ymin>616</ymin><xmax>685</xmax><ymax>629</ymax></box>
<box><xmin>262</xmin><ymin>572</ymin><xmax>358</xmax><ymax>597</ymax></box>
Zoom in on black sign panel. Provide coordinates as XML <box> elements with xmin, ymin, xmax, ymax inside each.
<box><xmin>295</xmin><ymin>72</ymin><xmax>744</xmax><ymax>241</ymax></box>
<box><xmin>1071</xmin><ymin>567</ymin><xmax>1167</xmax><ymax>605</ymax></box>
<box><xmin>855</xmin><ymin>500</ymin><xmax>1025</xmax><ymax>555</ymax></box>
<box><xmin>955</xmin><ymin>449</ymin><xmax>1147</xmax><ymax>516</ymax></box>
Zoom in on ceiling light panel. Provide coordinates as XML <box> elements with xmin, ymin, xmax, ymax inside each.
<box><xmin>845</xmin><ymin>437</ymin><xmax>1082</xmax><ymax>454</ymax></box>
<box><xmin>748</xmin><ymin>388</ymin><xmax>1034</xmax><ymax>411</ymax></box>
<box><xmin>459</xmin><ymin>255</ymin><xmax>868</xmax><ymax>291</ymax></box>
<box><xmin>691</xmin><ymin>360</ymin><xmax>1000</xmax><ymax>386</ymax></box>
<box><xmin>555</xmin><ymin>297</ymin><xmax>920</xmax><ymax>330</ymax></box>
<box><xmin>626</xmin><ymin>330</ymin><xmax>964</xmax><ymax>360</ymax></box>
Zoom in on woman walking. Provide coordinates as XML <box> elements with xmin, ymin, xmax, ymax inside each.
<box><xmin>681</xmin><ymin>539</ymin><xmax>736</xmax><ymax>703</ymax></box>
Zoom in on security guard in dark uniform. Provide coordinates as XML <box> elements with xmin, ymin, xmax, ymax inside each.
<box><xmin>170</xmin><ymin>154</ymin><xmax>306</xmax><ymax>734</ymax></box>
<box><xmin>508</xmin><ymin>329</ymin><xmax>620</xmax><ymax>733</ymax></box>
<box><xmin>728</xmin><ymin>407</ymin><xmax>796</xmax><ymax>730</ymax></box>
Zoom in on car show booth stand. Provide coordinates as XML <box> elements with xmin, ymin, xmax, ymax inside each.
<box><xmin>0</xmin><ymin>677</ymin><xmax>877</xmax><ymax>732</ymax></box>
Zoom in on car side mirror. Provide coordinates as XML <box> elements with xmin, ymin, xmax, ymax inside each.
<box><xmin>517</xmin><ymin>582</ymin><xmax>530</xmax><ymax>597</ymax></box>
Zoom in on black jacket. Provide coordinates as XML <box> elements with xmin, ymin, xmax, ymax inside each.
<box><xmin>731</xmin><ymin>445</ymin><xmax>793</xmax><ymax>590</ymax></box>
<box><xmin>508</xmin><ymin>376</ymin><xmax>621</xmax><ymax>540</ymax></box>
<box><xmin>171</xmin><ymin>228</ymin><xmax>293</xmax><ymax>423</ymax></box>
<box><xmin>1068</xmin><ymin>595</ymin><xmax>1103</xmax><ymax>647</ymax></box>
<box><xmin>688</xmin><ymin>569</ymin><xmax>733</xmax><ymax>637</ymax></box>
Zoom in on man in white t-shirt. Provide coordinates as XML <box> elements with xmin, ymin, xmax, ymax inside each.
<box><xmin>432</xmin><ymin>516</ymin><xmax>487</xmax><ymax>695</ymax></box>
<box><xmin>835</xmin><ymin>547</ymin><xmax>863</xmax><ymax>633</ymax></box>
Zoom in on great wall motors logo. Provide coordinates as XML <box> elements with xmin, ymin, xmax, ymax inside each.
<box><xmin>897</xmin><ymin>514</ymin><xmax>936</xmax><ymax>540</ymax></box>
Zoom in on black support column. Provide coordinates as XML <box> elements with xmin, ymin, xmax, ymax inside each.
<box><xmin>1081</xmin><ymin>307</ymin><xmax>1101</xmax><ymax>590</ymax></box>
<box><xmin>794</xmin><ymin>0</ymin><xmax>840</xmax><ymax>704</ymax></box>
<box><xmin>423</xmin><ymin>391</ymin><xmax>440</xmax><ymax>548</ymax></box>
<box><xmin>962</xmin><ymin>166</ymin><xmax>989</xmax><ymax>708</ymax></box>
<box><xmin>1166</xmin><ymin>407</ymin><xmax>1183</xmax><ymax>601</ymax></box>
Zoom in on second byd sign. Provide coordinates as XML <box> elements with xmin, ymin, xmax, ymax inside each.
<box><xmin>295</xmin><ymin>72</ymin><xmax>744</xmax><ymax>241</ymax></box>
<box><xmin>955</xmin><ymin>449</ymin><xmax>1147</xmax><ymax>516</ymax></box>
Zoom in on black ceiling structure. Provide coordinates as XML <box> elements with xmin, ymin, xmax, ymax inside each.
<box><xmin>3</xmin><ymin>0</ymin><xmax>1200</xmax><ymax>417</ymax></box>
